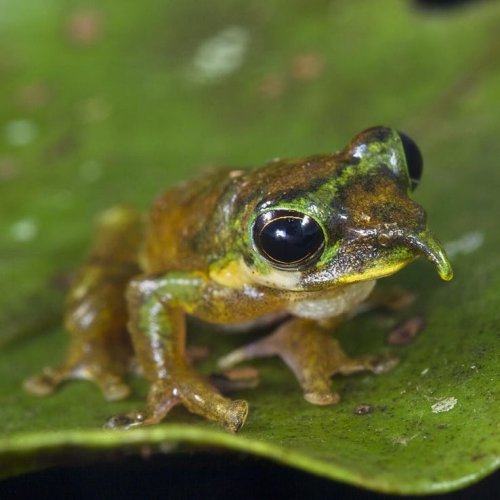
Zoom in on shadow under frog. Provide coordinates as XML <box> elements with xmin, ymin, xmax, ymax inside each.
<box><xmin>24</xmin><ymin>127</ymin><xmax>453</xmax><ymax>433</ymax></box>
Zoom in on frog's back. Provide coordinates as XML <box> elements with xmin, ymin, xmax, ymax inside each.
<box><xmin>143</xmin><ymin>155</ymin><xmax>345</xmax><ymax>275</ymax></box>
<box><xmin>144</xmin><ymin>168</ymin><xmax>241</xmax><ymax>274</ymax></box>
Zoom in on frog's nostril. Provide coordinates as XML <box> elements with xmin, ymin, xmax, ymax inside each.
<box><xmin>373</xmin><ymin>227</ymin><xmax>453</xmax><ymax>281</ymax></box>
<box><xmin>398</xmin><ymin>230</ymin><xmax>453</xmax><ymax>281</ymax></box>
<box><xmin>377</xmin><ymin>233</ymin><xmax>391</xmax><ymax>248</ymax></box>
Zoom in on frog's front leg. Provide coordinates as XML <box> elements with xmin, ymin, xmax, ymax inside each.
<box><xmin>218</xmin><ymin>317</ymin><xmax>397</xmax><ymax>406</ymax></box>
<box><xmin>105</xmin><ymin>273</ymin><xmax>248</xmax><ymax>433</ymax></box>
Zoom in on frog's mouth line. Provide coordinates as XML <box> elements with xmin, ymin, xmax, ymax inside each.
<box><xmin>314</xmin><ymin>229</ymin><xmax>453</xmax><ymax>288</ymax></box>
<box><xmin>397</xmin><ymin>230</ymin><xmax>453</xmax><ymax>281</ymax></box>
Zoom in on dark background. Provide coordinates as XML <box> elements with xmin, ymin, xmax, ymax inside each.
<box><xmin>1</xmin><ymin>453</ymin><xmax>499</xmax><ymax>499</ymax></box>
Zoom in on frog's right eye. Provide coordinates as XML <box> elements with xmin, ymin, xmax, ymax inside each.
<box><xmin>252</xmin><ymin>210</ymin><xmax>325</xmax><ymax>269</ymax></box>
<box><xmin>398</xmin><ymin>131</ymin><xmax>423</xmax><ymax>191</ymax></box>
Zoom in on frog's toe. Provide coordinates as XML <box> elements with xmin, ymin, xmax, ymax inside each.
<box><xmin>23</xmin><ymin>367</ymin><xmax>64</xmax><ymax>396</ymax></box>
<box><xmin>104</xmin><ymin>411</ymin><xmax>146</xmax><ymax>430</ymax></box>
<box><xmin>97</xmin><ymin>376</ymin><xmax>131</xmax><ymax>402</ymax></box>
<box><xmin>336</xmin><ymin>353</ymin><xmax>399</xmax><ymax>376</ymax></box>
<box><xmin>176</xmin><ymin>377</ymin><xmax>249</xmax><ymax>432</ymax></box>
<box><xmin>74</xmin><ymin>369</ymin><xmax>131</xmax><ymax>402</ymax></box>
<box><xmin>304</xmin><ymin>390</ymin><xmax>340</xmax><ymax>406</ymax></box>
<box><xmin>223</xmin><ymin>400</ymin><xmax>249</xmax><ymax>433</ymax></box>
<box><xmin>367</xmin><ymin>354</ymin><xmax>399</xmax><ymax>374</ymax></box>
<box><xmin>104</xmin><ymin>393</ymin><xmax>180</xmax><ymax>429</ymax></box>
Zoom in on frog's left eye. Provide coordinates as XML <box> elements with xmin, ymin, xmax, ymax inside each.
<box><xmin>252</xmin><ymin>210</ymin><xmax>325</xmax><ymax>269</ymax></box>
<box><xmin>398</xmin><ymin>131</ymin><xmax>423</xmax><ymax>191</ymax></box>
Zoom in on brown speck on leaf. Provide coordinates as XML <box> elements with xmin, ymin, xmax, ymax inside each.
<box><xmin>291</xmin><ymin>53</ymin><xmax>325</xmax><ymax>82</ymax></box>
<box><xmin>354</xmin><ymin>404</ymin><xmax>374</xmax><ymax>415</ymax></box>
<box><xmin>45</xmin><ymin>134</ymin><xmax>78</xmax><ymax>161</ymax></box>
<box><xmin>258</xmin><ymin>73</ymin><xmax>286</xmax><ymax>100</ymax></box>
<box><xmin>17</xmin><ymin>83</ymin><xmax>50</xmax><ymax>110</ymax></box>
<box><xmin>386</xmin><ymin>316</ymin><xmax>426</xmax><ymax>346</ymax></box>
<box><xmin>0</xmin><ymin>157</ymin><xmax>21</xmax><ymax>181</ymax></box>
<box><xmin>67</xmin><ymin>9</ymin><xmax>104</xmax><ymax>46</ymax></box>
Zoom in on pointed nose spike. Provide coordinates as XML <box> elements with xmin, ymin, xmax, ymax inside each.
<box><xmin>414</xmin><ymin>231</ymin><xmax>453</xmax><ymax>281</ymax></box>
<box><xmin>435</xmin><ymin>251</ymin><xmax>454</xmax><ymax>281</ymax></box>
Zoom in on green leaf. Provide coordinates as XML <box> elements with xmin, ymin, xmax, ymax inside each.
<box><xmin>0</xmin><ymin>0</ymin><xmax>498</xmax><ymax>493</ymax></box>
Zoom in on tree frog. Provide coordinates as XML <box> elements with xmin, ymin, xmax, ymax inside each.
<box><xmin>24</xmin><ymin>127</ymin><xmax>453</xmax><ymax>433</ymax></box>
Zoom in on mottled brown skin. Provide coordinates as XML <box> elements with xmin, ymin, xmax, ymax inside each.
<box><xmin>24</xmin><ymin>127</ymin><xmax>452</xmax><ymax>432</ymax></box>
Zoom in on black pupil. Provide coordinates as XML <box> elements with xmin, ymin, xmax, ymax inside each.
<box><xmin>398</xmin><ymin>131</ymin><xmax>424</xmax><ymax>191</ymax></box>
<box><xmin>254</xmin><ymin>210</ymin><xmax>324</xmax><ymax>267</ymax></box>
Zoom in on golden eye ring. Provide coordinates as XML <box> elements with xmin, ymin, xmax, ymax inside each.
<box><xmin>252</xmin><ymin>209</ymin><xmax>325</xmax><ymax>269</ymax></box>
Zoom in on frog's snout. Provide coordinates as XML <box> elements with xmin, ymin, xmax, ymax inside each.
<box><xmin>397</xmin><ymin>230</ymin><xmax>453</xmax><ymax>281</ymax></box>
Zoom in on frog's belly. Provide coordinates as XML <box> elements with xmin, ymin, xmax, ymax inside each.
<box><xmin>287</xmin><ymin>280</ymin><xmax>376</xmax><ymax>320</ymax></box>
<box><xmin>206</xmin><ymin>280</ymin><xmax>376</xmax><ymax>331</ymax></box>
<box><xmin>214</xmin><ymin>311</ymin><xmax>289</xmax><ymax>333</ymax></box>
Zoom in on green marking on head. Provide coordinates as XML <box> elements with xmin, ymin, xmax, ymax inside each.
<box><xmin>231</xmin><ymin>126</ymin><xmax>451</xmax><ymax>291</ymax></box>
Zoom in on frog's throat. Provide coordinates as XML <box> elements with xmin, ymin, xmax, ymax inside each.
<box><xmin>402</xmin><ymin>230</ymin><xmax>453</xmax><ymax>281</ymax></box>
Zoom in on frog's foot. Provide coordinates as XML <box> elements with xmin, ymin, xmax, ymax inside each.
<box><xmin>23</xmin><ymin>359</ymin><xmax>131</xmax><ymax>402</ymax></box>
<box><xmin>104</xmin><ymin>372</ymin><xmax>249</xmax><ymax>433</ymax></box>
<box><xmin>218</xmin><ymin>318</ymin><xmax>397</xmax><ymax>406</ymax></box>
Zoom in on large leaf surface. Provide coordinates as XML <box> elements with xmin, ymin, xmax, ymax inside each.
<box><xmin>0</xmin><ymin>0</ymin><xmax>498</xmax><ymax>493</ymax></box>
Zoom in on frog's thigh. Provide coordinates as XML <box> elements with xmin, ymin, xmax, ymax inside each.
<box><xmin>24</xmin><ymin>206</ymin><xmax>143</xmax><ymax>402</ymax></box>
<box><xmin>218</xmin><ymin>318</ymin><xmax>397</xmax><ymax>406</ymax></box>
<box><xmin>106</xmin><ymin>274</ymin><xmax>248</xmax><ymax>433</ymax></box>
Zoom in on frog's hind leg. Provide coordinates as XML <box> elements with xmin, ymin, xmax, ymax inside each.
<box><xmin>218</xmin><ymin>318</ymin><xmax>398</xmax><ymax>406</ymax></box>
<box><xmin>24</xmin><ymin>206</ymin><xmax>144</xmax><ymax>402</ymax></box>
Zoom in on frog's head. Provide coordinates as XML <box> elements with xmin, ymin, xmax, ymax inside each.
<box><xmin>239</xmin><ymin>126</ymin><xmax>453</xmax><ymax>291</ymax></box>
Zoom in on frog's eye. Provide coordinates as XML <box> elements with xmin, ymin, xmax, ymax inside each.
<box><xmin>398</xmin><ymin>131</ymin><xmax>423</xmax><ymax>191</ymax></box>
<box><xmin>252</xmin><ymin>210</ymin><xmax>325</xmax><ymax>268</ymax></box>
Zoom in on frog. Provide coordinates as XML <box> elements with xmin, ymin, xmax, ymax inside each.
<box><xmin>24</xmin><ymin>126</ymin><xmax>453</xmax><ymax>433</ymax></box>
